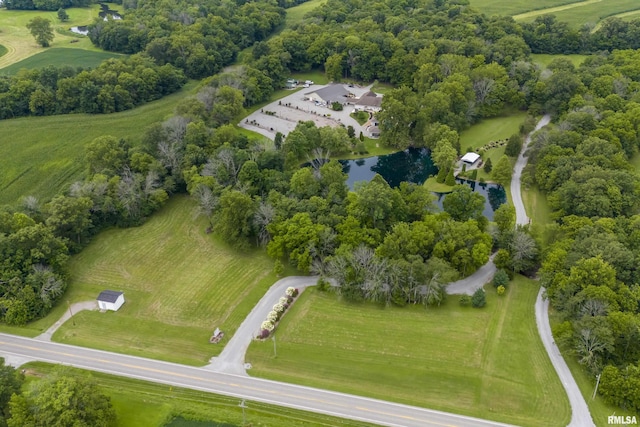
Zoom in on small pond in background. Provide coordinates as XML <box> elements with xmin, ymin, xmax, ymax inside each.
<box><xmin>70</xmin><ymin>3</ymin><xmax>122</xmax><ymax>35</ymax></box>
<box><xmin>339</xmin><ymin>148</ymin><xmax>506</xmax><ymax>220</ymax></box>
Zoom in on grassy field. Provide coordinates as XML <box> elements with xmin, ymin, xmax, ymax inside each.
<box><xmin>469</xmin><ymin>0</ymin><xmax>581</xmax><ymax>17</ymax></box>
<box><xmin>246</xmin><ymin>277</ymin><xmax>570</xmax><ymax>427</ymax></box>
<box><xmin>531</xmin><ymin>53</ymin><xmax>589</xmax><ymax>69</ymax></box>
<box><xmin>0</xmin><ymin>5</ymin><xmax>116</xmax><ymax>69</ymax></box>
<box><xmin>51</xmin><ymin>196</ymin><xmax>281</xmax><ymax>365</ymax></box>
<box><xmin>459</xmin><ymin>111</ymin><xmax>526</xmax><ymax>182</ymax></box>
<box><xmin>0</xmin><ymin>80</ymin><xmax>198</xmax><ymax>206</ymax></box>
<box><xmin>284</xmin><ymin>0</ymin><xmax>326</xmax><ymax>28</ymax></box>
<box><xmin>423</xmin><ymin>176</ymin><xmax>454</xmax><ymax>193</ymax></box>
<box><xmin>0</xmin><ymin>44</ymin><xmax>7</xmax><ymax>57</ymax></box>
<box><xmin>0</xmin><ymin>48</ymin><xmax>123</xmax><ymax>75</ymax></box>
<box><xmin>21</xmin><ymin>362</ymin><xmax>376</xmax><ymax>427</ymax></box>
<box><xmin>513</xmin><ymin>0</ymin><xmax>640</xmax><ymax>27</ymax></box>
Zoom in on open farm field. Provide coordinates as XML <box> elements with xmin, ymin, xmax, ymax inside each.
<box><xmin>459</xmin><ymin>111</ymin><xmax>526</xmax><ymax>182</ymax></box>
<box><xmin>0</xmin><ymin>5</ymin><xmax>113</xmax><ymax>69</ymax></box>
<box><xmin>23</xmin><ymin>362</ymin><xmax>374</xmax><ymax>427</ymax></box>
<box><xmin>469</xmin><ymin>0</ymin><xmax>581</xmax><ymax>17</ymax></box>
<box><xmin>52</xmin><ymin>196</ymin><xmax>280</xmax><ymax>366</ymax></box>
<box><xmin>284</xmin><ymin>0</ymin><xmax>325</xmax><ymax>28</ymax></box>
<box><xmin>0</xmin><ymin>48</ymin><xmax>123</xmax><ymax>75</ymax></box>
<box><xmin>0</xmin><ymin>80</ymin><xmax>198</xmax><ymax>207</ymax></box>
<box><xmin>512</xmin><ymin>0</ymin><xmax>640</xmax><ymax>27</ymax></box>
<box><xmin>246</xmin><ymin>277</ymin><xmax>570</xmax><ymax>427</ymax></box>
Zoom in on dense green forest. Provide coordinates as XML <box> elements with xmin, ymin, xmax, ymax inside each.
<box><xmin>2</xmin><ymin>0</ymin><xmax>640</xmax><ymax>414</ymax></box>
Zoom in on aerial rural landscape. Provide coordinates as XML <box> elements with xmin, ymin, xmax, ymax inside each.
<box><xmin>1</xmin><ymin>0</ymin><xmax>640</xmax><ymax>426</ymax></box>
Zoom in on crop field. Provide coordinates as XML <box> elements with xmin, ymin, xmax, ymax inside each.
<box><xmin>0</xmin><ymin>5</ymin><xmax>116</xmax><ymax>69</ymax></box>
<box><xmin>469</xmin><ymin>0</ymin><xmax>582</xmax><ymax>17</ymax></box>
<box><xmin>23</xmin><ymin>362</ymin><xmax>375</xmax><ymax>427</ymax></box>
<box><xmin>246</xmin><ymin>277</ymin><xmax>570</xmax><ymax>427</ymax></box>
<box><xmin>0</xmin><ymin>80</ymin><xmax>198</xmax><ymax>207</ymax></box>
<box><xmin>0</xmin><ymin>48</ymin><xmax>123</xmax><ymax>75</ymax></box>
<box><xmin>511</xmin><ymin>0</ymin><xmax>640</xmax><ymax>27</ymax></box>
<box><xmin>53</xmin><ymin>196</ymin><xmax>280</xmax><ymax>366</ymax></box>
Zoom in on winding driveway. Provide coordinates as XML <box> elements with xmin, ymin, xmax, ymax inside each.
<box><xmin>512</xmin><ymin>115</ymin><xmax>595</xmax><ymax>427</ymax></box>
<box><xmin>34</xmin><ymin>300</ymin><xmax>97</xmax><ymax>342</ymax></box>
<box><xmin>206</xmin><ymin>276</ymin><xmax>318</xmax><ymax>375</ymax></box>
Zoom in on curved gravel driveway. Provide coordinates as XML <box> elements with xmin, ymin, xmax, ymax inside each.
<box><xmin>206</xmin><ymin>276</ymin><xmax>318</xmax><ymax>375</ymax></box>
<box><xmin>513</xmin><ymin>115</ymin><xmax>595</xmax><ymax>427</ymax></box>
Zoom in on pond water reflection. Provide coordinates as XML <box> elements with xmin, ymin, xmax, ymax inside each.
<box><xmin>339</xmin><ymin>149</ymin><xmax>505</xmax><ymax>220</ymax></box>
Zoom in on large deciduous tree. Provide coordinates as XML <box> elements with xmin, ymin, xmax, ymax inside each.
<box><xmin>8</xmin><ymin>369</ymin><xmax>115</xmax><ymax>427</ymax></box>
<box><xmin>26</xmin><ymin>17</ymin><xmax>54</xmax><ymax>48</ymax></box>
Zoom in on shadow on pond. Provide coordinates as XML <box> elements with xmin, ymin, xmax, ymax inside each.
<box><xmin>339</xmin><ymin>148</ymin><xmax>505</xmax><ymax>220</ymax></box>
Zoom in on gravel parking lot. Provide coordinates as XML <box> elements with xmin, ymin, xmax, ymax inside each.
<box><xmin>238</xmin><ymin>83</ymin><xmax>380</xmax><ymax>140</ymax></box>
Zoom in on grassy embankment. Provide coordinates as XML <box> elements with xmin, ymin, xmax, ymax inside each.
<box><xmin>0</xmin><ymin>80</ymin><xmax>199</xmax><ymax>206</ymax></box>
<box><xmin>246</xmin><ymin>277</ymin><xmax>570</xmax><ymax>427</ymax></box>
<box><xmin>530</xmin><ymin>53</ymin><xmax>589</xmax><ymax>69</ymax></box>
<box><xmin>43</xmin><ymin>196</ymin><xmax>282</xmax><ymax>366</ymax></box>
<box><xmin>21</xmin><ymin>362</ymin><xmax>376</xmax><ymax>427</ymax></box>
<box><xmin>0</xmin><ymin>4</ymin><xmax>120</xmax><ymax>70</ymax></box>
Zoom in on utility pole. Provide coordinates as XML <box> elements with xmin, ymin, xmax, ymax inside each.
<box><xmin>272</xmin><ymin>334</ymin><xmax>277</xmax><ymax>358</ymax></box>
<box><xmin>592</xmin><ymin>373</ymin><xmax>601</xmax><ymax>400</ymax></box>
<box><xmin>67</xmin><ymin>300</ymin><xmax>75</xmax><ymax>326</ymax></box>
<box><xmin>239</xmin><ymin>399</ymin><xmax>247</xmax><ymax>426</ymax></box>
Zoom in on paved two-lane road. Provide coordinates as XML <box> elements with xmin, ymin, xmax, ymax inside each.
<box><xmin>0</xmin><ymin>332</ymin><xmax>514</xmax><ymax>427</ymax></box>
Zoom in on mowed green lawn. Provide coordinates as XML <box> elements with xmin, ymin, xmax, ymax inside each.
<box><xmin>284</xmin><ymin>0</ymin><xmax>326</xmax><ymax>28</ymax></box>
<box><xmin>459</xmin><ymin>111</ymin><xmax>526</xmax><ymax>182</ymax></box>
<box><xmin>246</xmin><ymin>277</ymin><xmax>570</xmax><ymax>427</ymax></box>
<box><xmin>513</xmin><ymin>0</ymin><xmax>640</xmax><ymax>27</ymax></box>
<box><xmin>469</xmin><ymin>0</ymin><xmax>581</xmax><ymax>17</ymax></box>
<box><xmin>0</xmin><ymin>48</ymin><xmax>123</xmax><ymax>75</ymax></box>
<box><xmin>531</xmin><ymin>53</ymin><xmax>589</xmax><ymax>69</ymax></box>
<box><xmin>23</xmin><ymin>362</ymin><xmax>375</xmax><ymax>427</ymax></box>
<box><xmin>0</xmin><ymin>5</ymin><xmax>113</xmax><ymax>69</ymax></box>
<box><xmin>0</xmin><ymin>80</ymin><xmax>198</xmax><ymax>206</ymax></box>
<box><xmin>52</xmin><ymin>196</ymin><xmax>279</xmax><ymax>365</ymax></box>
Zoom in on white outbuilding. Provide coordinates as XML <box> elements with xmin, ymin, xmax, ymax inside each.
<box><xmin>461</xmin><ymin>152</ymin><xmax>481</xmax><ymax>165</ymax></box>
<box><xmin>97</xmin><ymin>290</ymin><xmax>125</xmax><ymax>311</ymax></box>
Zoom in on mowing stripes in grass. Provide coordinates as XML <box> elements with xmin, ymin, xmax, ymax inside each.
<box><xmin>53</xmin><ymin>196</ymin><xmax>277</xmax><ymax>366</ymax></box>
<box><xmin>246</xmin><ymin>278</ymin><xmax>570</xmax><ymax>427</ymax></box>
<box><xmin>0</xmin><ymin>48</ymin><xmax>123</xmax><ymax>75</ymax></box>
<box><xmin>469</xmin><ymin>0</ymin><xmax>583</xmax><ymax>17</ymax></box>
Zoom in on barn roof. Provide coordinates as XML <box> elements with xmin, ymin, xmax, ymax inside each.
<box><xmin>97</xmin><ymin>290</ymin><xmax>124</xmax><ymax>303</ymax></box>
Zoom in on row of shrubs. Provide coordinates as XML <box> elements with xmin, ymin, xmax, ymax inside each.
<box><xmin>259</xmin><ymin>286</ymin><xmax>299</xmax><ymax>338</ymax></box>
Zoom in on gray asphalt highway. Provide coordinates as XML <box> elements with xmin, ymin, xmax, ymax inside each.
<box><xmin>0</xmin><ymin>332</ymin><xmax>515</xmax><ymax>427</ymax></box>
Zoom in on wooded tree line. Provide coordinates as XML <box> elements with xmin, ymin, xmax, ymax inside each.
<box><xmin>87</xmin><ymin>0</ymin><xmax>286</xmax><ymax>79</ymax></box>
<box><xmin>4</xmin><ymin>0</ymin><xmax>91</xmax><ymax>10</ymax></box>
<box><xmin>522</xmin><ymin>52</ymin><xmax>640</xmax><ymax>412</ymax></box>
<box><xmin>0</xmin><ymin>360</ymin><xmax>116</xmax><ymax>426</ymax></box>
<box><xmin>0</xmin><ymin>54</ymin><xmax>185</xmax><ymax>119</ymax></box>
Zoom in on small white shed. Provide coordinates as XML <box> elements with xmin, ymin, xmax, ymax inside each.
<box><xmin>461</xmin><ymin>152</ymin><xmax>481</xmax><ymax>165</ymax></box>
<box><xmin>97</xmin><ymin>290</ymin><xmax>125</xmax><ymax>311</ymax></box>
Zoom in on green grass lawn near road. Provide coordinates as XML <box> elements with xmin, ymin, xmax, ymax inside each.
<box><xmin>0</xmin><ymin>48</ymin><xmax>123</xmax><ymax>75</ymax></box>
<box><xmin>246</xmin><ymin>277</ymin><xmax>570</xmax><ymax>427</ymax></box>
<box><xmin>469</xmin><ymin>0</ymin><xmax>581</xmax><ymax>17</ymax></box>
<box><xmin>52</xmin><ymin>196</ymin><xmax>280</xmax><ymax>366</ymax></box>
<box><xmin>22</xmin><ymin>362</ymin><xmax>376</xmax><ymax>427</ymax></box>
<box><xmin>0</xmin><ymin>80</ymin><xmax>198</xmax><ymax>207</ymax></box>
